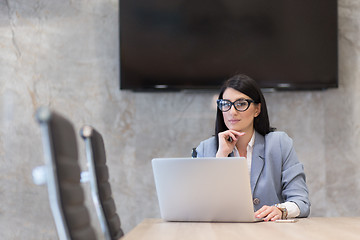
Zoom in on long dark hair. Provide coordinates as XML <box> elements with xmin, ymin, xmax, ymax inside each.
<box><xmin>215</xmin><ymin>74</ymin><xmax>275</xmax><ymax>147</ymax></box>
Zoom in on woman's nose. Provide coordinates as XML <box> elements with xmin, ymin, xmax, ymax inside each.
<box><xmin>229</xmin><ymin>104</ymin><xmax>238</xmax><ymax>114</ymax></box>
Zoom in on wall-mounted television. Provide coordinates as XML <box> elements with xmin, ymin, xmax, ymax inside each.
<box><xmin>120</xmin><ymin>0</ymin><xmax>338</xmax><ymax>91</ymax></box>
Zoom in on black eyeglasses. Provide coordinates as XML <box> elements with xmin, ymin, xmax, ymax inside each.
<box><xmin>217</xmin><ymin>98</ymin><xmax>255</xmax><ymax>112</ymax></box>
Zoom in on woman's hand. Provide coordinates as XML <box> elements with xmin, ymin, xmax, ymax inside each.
<box><xmin>216</xmin><ymin>130</ymin><xmax>245</xmax><ymax>157</ymax></box>
<box><xmin>254</xmin><ymin>205</ymin><xmax>282</xmax><ymax>221</ymax></box>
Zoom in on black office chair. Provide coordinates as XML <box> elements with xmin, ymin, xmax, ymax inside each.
<box><xmin>33</xmin><ymin>107</ymin><xmax>96</xmax><ymax>240</ymax></box>
<box><xmin>80</xmin><ymin>125</ymin><xmax>124</xmax><ymax>240</ymax></box>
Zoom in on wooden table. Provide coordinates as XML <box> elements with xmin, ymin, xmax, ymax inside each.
<box><xmin>121</xmin><ymin>217</ymin><xmax>360</xmax><ymax>240</ymax></box>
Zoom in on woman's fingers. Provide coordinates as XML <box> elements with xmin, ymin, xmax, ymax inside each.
<box><xmin>226</xmin><ymin>132</ymin><xmax>237</xmax><ymax>142</ymax></box>
<box><xmin>230</xmin><ymin>130</ymin><xmax>245</xmax><ymax>140</ymax></box>
<box><xmin>216</xmin><ymin>130</ymin><xmax>246</xmax><ymax>157</ymax></box>
<box><xmin>216</xmin><ymin>131</ymin><xmax>237</xmax><ymax>157</ymax></box>
<box><xmin>255</xmin><ymin>205</ymin><xmax>282</xmax><ymax>221</ymax></box>
<box><xmin>223</xmin><ymin>130</ymin><xmax>245</xmax><ymax>142</ymax></box>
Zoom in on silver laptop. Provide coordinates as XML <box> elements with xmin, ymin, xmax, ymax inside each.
<box><xmin>152</xmin><ymin>157</ymin><xmax>262</xmax><ymax>222</ymax></box>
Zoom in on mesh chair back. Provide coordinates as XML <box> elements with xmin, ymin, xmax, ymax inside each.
<box><xmin>36</xmin><ymin>107</ymin><xmax>96</xmax><ymax>240</ymax></box>
<box><xmin>80</xmin><ymin>126</ymin><xmax>124</xmax><ymax>240</ymax></box>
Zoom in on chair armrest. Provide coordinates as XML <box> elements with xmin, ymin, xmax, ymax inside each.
<box><xmin>80</xmin><ymin>171</ymin><xmax>90</xmax><ymax>183</ymax></box>
<box><xmin>32</xmin><ymin>165</ymin><xmax>47</xmax><ymax>185</ymax></box>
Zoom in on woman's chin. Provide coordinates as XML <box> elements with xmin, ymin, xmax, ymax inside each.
<box><xmin>227</xmin><ymin>126</ymin><xmax>243</xmax><ymax>132</ymax></box>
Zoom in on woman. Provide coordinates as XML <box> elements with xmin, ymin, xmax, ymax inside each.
<box><xmin>196</xmin><ymin>74</ymin><xmax>310</xmax><ymax>221</ymax></box>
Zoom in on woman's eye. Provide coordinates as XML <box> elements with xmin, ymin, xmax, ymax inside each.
<box><xmin>236</xmin><ymin>101</ymin><xmax>247</xmax><ymax>107</ymax></box>
<box><xmin>220</xmin><ymin>101</ymin><xmax>230</xmax><ymax>107</ymax></box>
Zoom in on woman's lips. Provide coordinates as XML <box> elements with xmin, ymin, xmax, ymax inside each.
<box><xmin>228</xmin><ymin>119</ymin><xmax>240</xmax><ymax>124</ymax></box>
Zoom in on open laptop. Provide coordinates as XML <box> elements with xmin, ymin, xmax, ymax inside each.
<box><xmin>152</xmin><ymin>157</ymin><xmax>262</xmax><ymax>222</ymax></box>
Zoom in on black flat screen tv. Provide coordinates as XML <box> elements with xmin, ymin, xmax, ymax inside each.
<box><xmin>120</xmin><ymin>0</ymin><xmax>338</xmax><ymax>91</ymax></box>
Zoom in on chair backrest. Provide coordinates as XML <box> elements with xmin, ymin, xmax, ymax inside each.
<box><xmin>80</xmin><ymin>125</ymin><xmax>124</xmax><ymax>240</ymax></box>
<box><xmin>36</xmin><ymin>107</ymin><xmax>96</xmax><ymax>240</ymax></box>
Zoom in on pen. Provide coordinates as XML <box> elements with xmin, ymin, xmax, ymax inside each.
<box><xmin>275</xmin><ymin>219</ymin><xmax>298</xmax><ymax>223</ymax></box>
<box><xmin>191</xmin><ymin>148</ymin><xmax>197</xmax><ymax>158</ymax></box>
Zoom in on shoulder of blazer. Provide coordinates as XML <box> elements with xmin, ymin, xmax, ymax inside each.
<box><xmin>196</xmin><ymin>136</ymin><xmax>217</xmax><ymax>157</ymax></box>
<box><xmin>253</xmin><ymin>131</ymin><xmax>293</xmax><ymax>160</ymax></box>
<box><xmin>264</xmin><ymin>131</ymin><xmax>294</xmax><ymax>157</ymax></box>
<box><xmin>264</xmin><ymin>131</ymin><xmax>292</xmax><ymax>141</ymax></box>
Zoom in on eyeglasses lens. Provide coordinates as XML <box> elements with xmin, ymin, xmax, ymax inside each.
<box><xmin>218</xmin><ymin>100</ymin><xmax>231</xmax><ymax>111</ymax></box>
<box><xmin>217</xmin><ymin>99</ymin><xmax>250</xmax><ymax>112</ymax></box>
<box><xmin>234</xmin><ymin>100</ymin><xmax>249</xmax><ymax>111</ymax></box>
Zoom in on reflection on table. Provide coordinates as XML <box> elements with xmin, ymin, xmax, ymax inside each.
<box><xmin>121</xmin><ymin>217</ymin><xmax>360</xmax><ymax>240</ymax></box>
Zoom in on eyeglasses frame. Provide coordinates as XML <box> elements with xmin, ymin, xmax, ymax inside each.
<box><xmin>217</xmin><ymin>98</ymin><xmax>255</xmax><ymax>112</ymax></box>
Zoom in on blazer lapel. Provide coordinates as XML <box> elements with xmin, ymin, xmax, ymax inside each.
<box><xmin>250</xmin><ymin>132</ymin><xmax>265</xmax><ymax>193</ymax></box>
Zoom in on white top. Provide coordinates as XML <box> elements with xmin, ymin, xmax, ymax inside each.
<box><xmin>233</xmin><ymin>131</ymin><xmax>300</xmax><ymax>218</ymax></box>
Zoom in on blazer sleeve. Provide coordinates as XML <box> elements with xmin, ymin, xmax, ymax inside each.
<box><xmin>196</xmin><ymin>141</ymin><xmax>205</xmax><ymax>157</ymax></box>
<box><xmin>278</xmin><ymin>132</ymin><xmax>311</xmax><ymax>217</ymax></box>
<box><xmin>195</xmin><ymin>137</ymin><xmax>217</xmax><ymax>157</ymax></box>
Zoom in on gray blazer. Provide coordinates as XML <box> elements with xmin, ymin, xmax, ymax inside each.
<box><xmin>196</xmin><ymin>131</ymin><xmax>310</xmax><ymax>217</ymax></box>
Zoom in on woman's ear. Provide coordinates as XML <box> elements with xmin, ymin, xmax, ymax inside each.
<box><xmin>255</xmin><ymin>103</ymin><xmax>261</xmax><ymax>117</ymax></box>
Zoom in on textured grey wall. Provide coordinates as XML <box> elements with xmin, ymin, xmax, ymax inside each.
<box><xmin>1</xmin><ymin>0</ymin><xmax>360</xmax><ymax>239</ymax></box>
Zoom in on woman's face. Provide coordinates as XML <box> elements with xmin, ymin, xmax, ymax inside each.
<box><xmin>221</xmin><ymin>87</ymin><xmax>261</xmax><ymax>133</ymax></box>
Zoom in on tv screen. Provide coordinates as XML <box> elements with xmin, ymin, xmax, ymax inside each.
<box><xmin>120</xmin><ymin>0</ymin><xmax>338</xmax><ymax>91</ymax></box>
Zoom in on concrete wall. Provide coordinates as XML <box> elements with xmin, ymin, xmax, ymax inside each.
<box><xmin>1</xmin><ymin>0</ymin><xmax>360</xmax><ymax>239</ymax></box>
